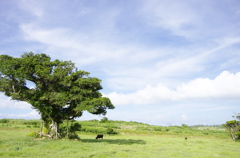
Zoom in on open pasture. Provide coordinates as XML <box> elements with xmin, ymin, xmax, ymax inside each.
<box><xmin>0</xmin><ymin>120</ymin><xmax>240</xmax><ymax>158</ymax></box>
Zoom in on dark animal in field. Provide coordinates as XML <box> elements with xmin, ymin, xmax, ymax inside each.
<box><xmin>96</xmin><ymin>134</ymin><xmax>103</xmax><ymax>139</ymax></box>
<box><xmin>185</xmin><ymin>137</ymin><xmax>187</xmax><ymax>140</ymax></box>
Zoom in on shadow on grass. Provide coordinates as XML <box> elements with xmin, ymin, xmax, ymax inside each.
<box><xmin>81</xmin><ymin>139</ymin><xmax>146</xmax><ymax>145</ymax></box>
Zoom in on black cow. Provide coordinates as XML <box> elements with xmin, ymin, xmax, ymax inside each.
<box><xmin>185</xmin><ymin>137</ymin><xmax>187</xmax><ymax>140</ymax></box>
<box><xmin>96</xmin><ymin>134</ymin><xmax>103</xmax><ymax>139</ymax></box>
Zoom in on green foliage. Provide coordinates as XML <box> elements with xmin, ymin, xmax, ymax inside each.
<box><xmin>80</xmin><ymin>126</ymin><xmax>107</xmax><ymax>134</ymax></box>
<box><xmin>153</xmin><ymin>127</ymin><xmax>162</xmax><ymax>131</ymax></box>
<box><xmin>0</xmin><ymin>52</ymin><xmax>114</xmax><ymax>139</ymax></box>
<box><xmin>58</xmin><ymin>121</ymin><xmax>82</xmax><ymax>139</ymax></box>
<box><xmin>68</xmin><ymin>133</ymin><xmax>80</xmax><ymax>140</ymax></box>
<box><xmin>100</xmin><ymin>117</ymin><xmax>108</xmax><ymax>123</ymax></box>
<box><xmin>0</xmin><ymin>119</ymin><xmax>230</xmax><ymax>139</ymax></box>
<box><xmin>106</xmin><ymin>127</ymin><xmax>118</xmax><ymax>134</ymax></box>
<box><xmin>235</xmin><ymin>131</ymin><xmax>240</xmax><ymax>137</ymax></box>
<box><xmin>182</xmin><ymin>124</ymin><xmax>189</xmax><ymax>128</ymax></box>
<box><xmin>70</xmin><ymin>122</ymin><xmax>81</xmax><ymax>132</ymax></box>
<box><xmin>223</xmin><ymin>118</ymin><xmax>240</xmax><ymax>141</ymax></box>
<box><xmin>43</xmin><ymin>127</ymin><xmax>49</xmax><ymax>135</ymax></box>
<box><xmin>0</xmin><ymin>119</ymin><xmax>10</xmax><ymax>123</ymax></box>
<box><xmin>27</xmin><ymin>132</ymin><xmax>40</xmax><ymax>138</ymax></box>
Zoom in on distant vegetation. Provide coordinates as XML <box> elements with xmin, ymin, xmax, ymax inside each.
<box><xmin>1</xmin><ymin>119</ymin><xmax>240</xmax><ymax>158</ymax></box>
<box><xmin>0</xmin><ymin>118</ymin><xmax>229</xmax><ymax>139</ymax></box>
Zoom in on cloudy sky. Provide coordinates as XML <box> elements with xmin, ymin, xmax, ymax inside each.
<box><xmin>0</xmin><ymin>0</ymin><xmax>240</xmax><ymax>126</ymax></box>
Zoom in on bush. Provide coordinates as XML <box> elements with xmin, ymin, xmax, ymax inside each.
<box><xmin>235</xmin><ymin>131</ymin><xmax>240</xmax><ymax>139</ymax></box>
<box><xmin>153</xmin><ymin>127</ymin><xmax>162</xmax><ymax>131</ymax></box>
<box><xmin>202</xmin><ymin>132</ymin><xmax>209</xmax><ymax>135</ymax></box>
<box><xmin>43</xmin><ymin>127</ymin><xmax>49</xmax><ymax>134</ymax></box>
<box><xmin>106</xmin><ymin>127</ymin><xmax>118</xmax><ymax>134</ymax></box>
<box><xmin>68</xmin><ymin>133</ymin><xmax>80</xmax><ymax>140</ymax></box>
<box><xmin>182</xmin><ymin>124</ymin><xmax>189</xmax><ymax>128</ymax></box>
<box><xmin>0</xmin><ymin>119</ymin><xmax>10</xmax><ymax>123</ymax></box>
<box><xmin>70</xmin><ymin>122</ymin><xmax>81</xmax><ymax>132</ymax></box>
<box><xmin>27</xmin><ymin>132</ymin><xmax>40</xmax><ymax>138</ymax></box>
<box><xmin>100</xmin><ymin>117</ymin><xmax>108</xmax><ymax>123</ymax></box>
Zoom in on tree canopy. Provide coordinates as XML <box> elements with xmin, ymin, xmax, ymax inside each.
<box><xmin>0</xmin><ymin>52</ymin><xmax>114</xmax><ymax>139</ymax></box>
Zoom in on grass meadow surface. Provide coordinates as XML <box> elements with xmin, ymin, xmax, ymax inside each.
<box><xmin>0</xmin><ymin>119</ymin><xmax>240</xmax><ymax>158</ymax></box>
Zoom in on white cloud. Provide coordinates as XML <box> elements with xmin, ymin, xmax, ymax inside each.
<box><xmin>0</xmin><ymin>110</ymin><xmax>40</xmax><ymax>119</ymax></box>
<box><xmin>105</xmin><ymin>71</ymin><xmax>240</xmax><ymax>105</ymax></box>
<box><xmin>0</xmin><ymin>95</ymin><xmax>32</xmax><ymax>109</ymax></box>
<box><xmin>178</xmin><ymin>71</ymin><xmax>240</xmax><ymax>99</ymax></box>
<box><xmin>20</xmin><ymin>23</ymin><xmax>130</xmax><ymax>66</ymax></box>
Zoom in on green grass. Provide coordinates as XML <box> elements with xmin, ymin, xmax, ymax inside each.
<box><xmin>0</xmin><ymin>120</ymin><xmax>239</xmax><ymax>158</ymax></box>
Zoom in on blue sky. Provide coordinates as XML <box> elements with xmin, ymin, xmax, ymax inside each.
<box><xmin>0</xmin><ymin>0</ymin><xmax>240</xmax><ymax>126</ymax></box>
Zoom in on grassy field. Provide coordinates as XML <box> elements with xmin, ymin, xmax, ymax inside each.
<box><xmin>0</xmin><ymin>119</ymin><xmax>240</xmax><ymax>158</ymax></box>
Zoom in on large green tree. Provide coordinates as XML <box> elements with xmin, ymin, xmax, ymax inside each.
<box><xmin>0</xmin><ymin>52</ymin><xmax>114</xmax><ymax>139</ymax></box>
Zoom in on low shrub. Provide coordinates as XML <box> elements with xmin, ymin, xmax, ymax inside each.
<box><xmin>0</xmin><ymin>119</ymin><xmax>10</xmax><ymax>123</ymax></box>
<box><xmin>68</xmin><ymin>133</ymin><xmax>80</xmax><ymax>140</ymax></box>
<box><xmin>153</xmin><ymin>127</ymin><xmax>162</xmax><ymax>131</ymax></box>
<box><xmin>27</xmin><ymin>132</ymin><xmax>40</xmax><ymax>138</ymax></box>
<box><xmin>106</xmin><ymin>127</ymin><xmax>118</xmax><ymax>134</ymax></box>
<box><xmin>203</xmin><ymin>132</ymin><xmax>209</xmax><ymax>135</ymax></box>
<box><xmin>70</xmin><ymin>122</ymin><xmax>81</xmax><ymax>132</ymax></box>
<box><xmin>100</xmin><ymin>117</ymin><xmax>108</xmax><ymax>123</ymax></box>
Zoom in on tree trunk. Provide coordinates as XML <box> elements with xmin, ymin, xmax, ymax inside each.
<box><xmin>50</xmin><ymin>120</ymin><xmax>60</xmax><ymax>139</ymax></box>
<box><xmin>230</xmin><ymin>129</ymin><xmax>236</xmax><ymax>141</ymax></box>
<box><xmin>40</xmin><ymin>120</ymin><xmax>43</xmax><ymax>137</ymax></box>
<box><xmin>66</xmin><ymin>119</ymin><xmax>69</xmax><ymax>138</ymax></box>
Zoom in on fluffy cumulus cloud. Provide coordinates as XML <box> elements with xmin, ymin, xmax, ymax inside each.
<box><xmin>177</xmin><ymin>71</ymin><xmax>240</xmax><ymax>99</ymax></box>
<box><xmin>105</xmin><ymin>71</ymin><xmax>240</xmax><ymax>105</ymax></box>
